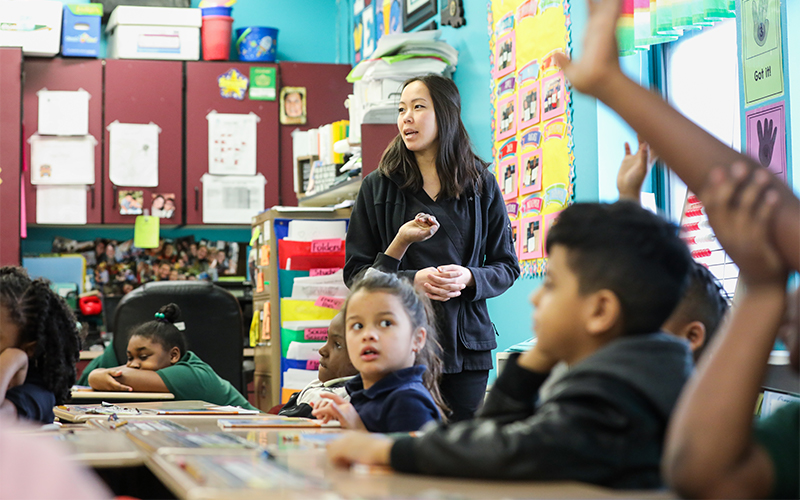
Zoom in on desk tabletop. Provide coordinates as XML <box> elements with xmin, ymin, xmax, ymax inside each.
<box><xmin>70</xmin><ymin>388</ymin><xmax>176</xmax><ymax>402</ymax></box>
<box><xmin>54</xmin><ymin>414</ymin><xmax>676</xmax><ymax>500</ymax></box>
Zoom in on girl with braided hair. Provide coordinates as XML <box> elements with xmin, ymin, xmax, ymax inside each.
<box><xmin>87</xmin><ymin>303</ymin><xmax>258</xmax><ymax>411</ymax></box>
<box><xmin>0</xmin><ymin>266</ymin><xmax>81</xmax><ymax>423</ymax></box>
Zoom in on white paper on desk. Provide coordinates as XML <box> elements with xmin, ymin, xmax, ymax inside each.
<box><xmin>283</xmin><ymin>368</ymin><xmax>319</xmax><ymax>390</ymax></box>
<box><xmin>37</xmin><ymin>89</ymin><xmax>90</xmax><ymax>136</ymax></box>
<box><xmin>286</xmin><ymin>341</ymin><xmax>324</xmax><ymax>361</ymax></box>
<box><xmin>36</xmin><ymin>185</ymin><xmax>87</xmax><ymax>224</ymax></box>
<box><xmin>202</xmin><ymin>173</ymin><xmax>266</xmax><ymax>224</ymax></box>
<box><xmin>287</xmin><ymin>220</ymin><xmax>346</xmax><ymax>241</ymax></box>
<box><xmin>207</xmin><ymin>111</ymin><xmax>258</xmax><ymax>176</ymax></box>
<box><xmin>30</xmin><ymin>134</ymin><xmax>96</xmax><ymax>185</ymax></box>
<box><xmin>207</xmin><ymin>405</ymin><xmax>260</xmax><ymax>414</ymax></box>
<box><xmin>108</xmin><ymin>122</ymin><xmax>160</xmax><ymax>187</ymax></box>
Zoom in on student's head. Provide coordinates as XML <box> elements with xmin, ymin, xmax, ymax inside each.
<box><xmin>164</xmin><ymin>198</ymin><xmax>175</xmax><ymax>211</ymax></box>
<box><xmin>381</xmin><ymin>74</ymin><xmax>488</xmax><ymax>200</ymax></box>
<box><xmin>197</xmin><ymin>245</ymin><xmax>208</xmax><ymax>260</ymax></box>
<box><xmin>318</xmin><ymin>312</ymin><xmax>357</xmax><ymax>383</ymax></box>
<box><xmin>215</xmin><ymin>250</ymin><xmax>226</xmax><ymax>263</ymax></box>
<box><xmin>105</xmin><ymin>243</ymin><xmax>116</xmax><ymax>261</ymax></box>
<box><xmin>157</xmin><ymin>262</ymin><xmax>172</xmax><ymax>280</ymax></box>
<box><xmin>344</xmin><ymin>271</ymin><xmax>448</xmax><ymax>415</ymax></box>
<box><xmin>661</xmin><ymin>262</ymin><xmax>729</xmax><ymax>361</ymax></box>
<box><xmin>169</xmin><ymin>269</ymin><xmax>179</xmax><ymax>281</ymax></box>
<box><xmin>126</xmin><ymin>303</ymin><xmax>186</xmax><ymax>371</ymax></box>
<box><xmin>189</xmin><ymin>243</ymin><xmax>198</xmax><ymax>257</ymax></box>
<box><xmin>151</xmin><ymin>195</ymin><xmax>165</xmax><ymax>210</ymax></box>
<box><xmin>122</xmin><ymin>282</ymin><xmax>134</xmax><ymax>295</ymax></box>
<box><xmin>284</xmin><ymin>91</ymin><xmax>303</xmax><ymax>118</ymax></box>
<box><xmin>163</xmin><ymin>243</ymin><xmax>175</xmax><ymax>258</ymax></box>
<box><xmin>532</xmin><ymin>202</ymin><xmax>691</xmax><ymax>365</ymax></box>
<box><xmin>0</xmin><ymin>267</ymin><xmax>80</xmax><ymax>405</ymax></box>
<box><xmin>95</xmin><ymin>239</ymin><xmax>106</xmax><ymax>256</ymax></box>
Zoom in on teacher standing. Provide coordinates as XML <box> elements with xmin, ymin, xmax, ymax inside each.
<box><xmin>344</xmin><ymin>75</ymin><xmax>520</xmax><ymax>421</ymax></box>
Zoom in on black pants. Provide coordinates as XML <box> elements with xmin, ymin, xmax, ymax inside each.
<box><xmin>440</xmin><ymin>370</ymin><xmax>490</xmax><ymax>422</ymax></box>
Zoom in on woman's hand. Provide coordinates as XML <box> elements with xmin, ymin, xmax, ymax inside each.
<box><xmin>700</xmin><ymin>163</ymin><xmax>786</xmax><ymax>288</ymax></box>
<box><xmin>414</xmin><ymin>265</ymin><xmax>473</xmax><ymax>302</ymax></box>
<box><xmin>87</xmin><ymin>367</ymin><xmax>133</xmax><ymax>392</ymax></box>
<box><xmin>311</xmin><ymin>393</ymin><xmax>366</xmax><ymax>430</ymax></box>
<box><xmin>398</xmin><ymin>213</ymin><xmax>440</xmax><ymax>244</ymax></box>
<box><xmin>327</xmin><ymin>432</ymin><xmax>393</xmax><ymax>468</ymax></box>
<box><xmin>554</xmin><ymin>0</ymin><xmax>624</xmax><ymax>98</ymax></box>
<box><xmin>385</xmin><ymin>213</ymin><xmax>440</xmax><ymax>261</ymax></box>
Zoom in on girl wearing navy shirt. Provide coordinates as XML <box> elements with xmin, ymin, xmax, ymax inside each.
<box><xmin>312</xmin><ymin>271</ymin><xmax>446</xmax><ymax>432</ymax></box>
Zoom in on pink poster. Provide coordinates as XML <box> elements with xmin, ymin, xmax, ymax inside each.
<box><xmin>745</xmin><ymin>101</ymin><xmax>787</xmax><ymax>183</ymax></box>
<box><xmin>496</xmin><ymin>95</ymin><xmax>517</xmax><ymax>141</ymax></box>
<box><xmin>519</xmin><ymin>149</ymin><xmax>543</xmax><ymax>195</ymax></box>
<box><xmin>493</xmin><ymin>32</ymin><xmax>516</xmax><ymax>79</ymax></box>
<box><xmin>519</xmin><ymin>215</ymin><xmax>543</xmax><ymax>260</ymax></box>
<box><xmin>541</xmin><ymin>72</ymin><xmax>566</xmax><ymax>122</ymax></box>
<box><xmin>542</xmin><ymin>210</ymin><xmax>563</xmax><ymax>257</ymax></box>
<box><xmin>499</xmin><ymin>157</ymin><xmax>518</xmax><ymax>201</ymax></box>
<box><xmin>510</xmin><ymin>219</ymin><xmax>521</xmax><ymax>259</ymax></box>
<box><xmin>518</xmin><ymin>81</ymin><xmax>541</xmax><ymax>131</ymax></box>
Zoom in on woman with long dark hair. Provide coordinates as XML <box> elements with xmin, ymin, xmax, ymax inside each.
<box><xmin>345</xmin><ymin>74</ymin><xmax>520</xmax><ymax>421</ymax></box>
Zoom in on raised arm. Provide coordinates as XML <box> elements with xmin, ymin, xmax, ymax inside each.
<box><xmin>663</xmin><ymin>165</ymin><xmax>789</xmax><ymax>498</ymax></box>
<box><xmin>556</xmin><ymin>0</ymin><xmax>800</xmax><ymax>270</ymax></box>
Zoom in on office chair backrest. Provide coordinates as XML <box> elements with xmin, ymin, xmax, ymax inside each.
<box><xmin>113</xmin><ymin>281</ymin><xmax>244</xmax><ymax>393</ymax></box>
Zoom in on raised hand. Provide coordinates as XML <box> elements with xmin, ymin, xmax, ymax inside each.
<box><xmin>553</xmin><ymin>0</ymin><xmax>624</xmax><ymax>97</ymax></box>
<box><xmin>700</xmin><ymin>163</ymin><xmax>786</xmax><ymax>287</ymax></box>
<box><xmin>617</xmin><ymin>139</ymin><xmax>651</xmax><ymax>201</ymax></box>
<box><xmin>756</xmin><ymin>118</ymin><xmax>777</xmax><ymax>167</ymax></box>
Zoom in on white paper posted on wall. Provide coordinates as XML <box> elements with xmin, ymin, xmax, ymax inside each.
<box><xmin>201</xmin><ymin>173</ymin><xmax>266</xmax><ymax>224</ymax></box>
<box><xmin>37</xmin><ymin>89</ymin><xmax>90</xmax><ymax>136</ymax></box>
<box><xmin>207</xmin><ymin>111</ymin><xmax>258</xmax><ymax>176</ymax></box>
<box><xmin>108</xmin><ymin>121</ymin><xmax>160</xmax><ymax>187</ymax></box>
<box><xmin>36</xmin><ymin>185</ymin><xmax>87</xmax><ymax>225</ymax></box>
<box><xmin>30</xmin><ymin>134</ymin><xmax>96</xmax><ymax>185</ymax></box>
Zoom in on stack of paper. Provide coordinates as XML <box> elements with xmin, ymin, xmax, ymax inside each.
<box><xmin>346</xmin><ymin>30</ymin><xmax>458</xmax><ymax>133</ymax></box>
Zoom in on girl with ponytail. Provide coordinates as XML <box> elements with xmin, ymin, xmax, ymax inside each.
<box><xmin>87</xmin><ymin>303</ymin><xmax>257</xmax><ymax>411</ymax></box>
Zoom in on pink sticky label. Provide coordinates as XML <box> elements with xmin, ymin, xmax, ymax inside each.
<box><xmin>306</xmin><ymin>359</ymin><xmax>320</xmax><ymax>370</ymax></box>
<box><xmin>304</xmin><ymin>328</ymin><xmax>328</xmax><ymax>341</ymax></box>
<box><xmin>315</xmin><ymin>296</ymin><xmax>344</xmax><ymax>309</ymax></box>
<box><xmin>311</xmin><ymin>239</ymin><xmax>342</xmax><ymax>253</ymax></box>
<box><xmin>310</xmin><ymin>267</ymin><xmax>341</xmax><ymax>277</ymax></box>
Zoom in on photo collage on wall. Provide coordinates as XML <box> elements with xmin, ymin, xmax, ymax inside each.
<box><xmin>489</xmin><ymin>0</ymin><xmax>575</xmax><ymax>277</ymax></box>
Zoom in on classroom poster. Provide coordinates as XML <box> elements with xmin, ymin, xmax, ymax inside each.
<box><xmin>740</xmin><ymin>0</ymin><xmax>784</xmax><ymax>106</ymax></box>
<box><xmin>745</xmin><ymin>101</ymin><xmax>786</xmax><ymax>183</ymax></box>
<box><xmin>489</xmin><ymin>0</ymin><xmax>574</xmax><ymax>277</ymax></box>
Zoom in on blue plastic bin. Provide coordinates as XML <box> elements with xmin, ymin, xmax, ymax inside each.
<box><xmin>235</xmin><ymin>26</ymin><xmax>278</xmax><ymax>62</ymax></box>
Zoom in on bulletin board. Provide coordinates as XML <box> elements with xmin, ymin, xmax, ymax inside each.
<box><xmin>488</xmin><ymin>0</ymin><xmax>574</xmax><ymax>278</ymax></box>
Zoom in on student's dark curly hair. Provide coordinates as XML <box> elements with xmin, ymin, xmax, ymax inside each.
<box><xmin>345</xmin><ymin>270</ymin><xmax>450</xmax><ymax>420</ymax></box>
<box><xmin>0</xmin><ymin>266</ymin><xmax>80</xmax><ymax>405</ymax></box>
<box><xmin>378</xmin><ymin>74</ymin><xmax>488</xmax><ymax>200</ymax></box>
<box><xmin>127</xmin><ymin>303</ymin><xmax>188</xmax><ymax>356</ymax></box>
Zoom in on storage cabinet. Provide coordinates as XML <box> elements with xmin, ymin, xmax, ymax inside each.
<box><xmin>184</xmin><ymin>62</ymin><xmax>280</xmax><ymax>225</ymax></box>
<box><xmin>0</xmin><ymin>48</ymin><xmax>21</xmax><ymax>266</ymax></box>
<box><xmin>22</xmin><ymin>58</ymin><xmax>104</xmax><ymax>224</ymax></box>
<box><xmin>251</xmin><ymin>207</ymin><xmax>351</xmax><ymax>409</ymax></box>
<box><xmin>103</xmin><ymin>59</ymin><xmax>184</xmax><ymax>224</ymax></box>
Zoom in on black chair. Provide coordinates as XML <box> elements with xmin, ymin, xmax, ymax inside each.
<box><xmin>112</xmin><ymin>281</ymin><xmax>245</xmax><ymax>394</ymax></box>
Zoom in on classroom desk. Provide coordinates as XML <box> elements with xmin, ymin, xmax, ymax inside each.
<box><xmin>70</xmin><ymin>388</ymin><xmax>176</xmax><ymax>403</ymax></box>
<box><xmin>33</xmin><ymin>427</ymin><xmax>145</xmax><ymax>468</ymax></box>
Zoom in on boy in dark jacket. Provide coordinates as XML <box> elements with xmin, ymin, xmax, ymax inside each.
<box><xmin>327</xmin><ymin>201</ymin><xmax>694</xmax><ymax>489</ymax></box>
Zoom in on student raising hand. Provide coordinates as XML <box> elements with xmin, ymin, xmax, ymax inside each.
<box><xmin>663</xmin><ymin>164</ymin><xmax>796</xmax><ymax>499</ymax></box>
<box><xmin>311</xmin><ymin>392</ymin><xmax>366</xmax><ymax>430</ymax></box>
<box><xmin>617</xmin><ymin>138</ymin><xmax>652</xmax><ymax>201</ymax></box>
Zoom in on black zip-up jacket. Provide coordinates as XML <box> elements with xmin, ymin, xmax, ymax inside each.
<box><xmin>390</xmin><ymin>333</ymin><xmax>694</xmax><ymax>489</ymax></box>
<box><xmin>344</xmin><ymin>168</ymin><xmax>520</xmax><ymax>373</ymax></box>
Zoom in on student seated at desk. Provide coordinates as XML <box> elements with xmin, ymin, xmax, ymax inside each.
<box><xmin>312</xmin><ymin>271</ymin><xmax>446</xmax><ymax>433</ymax></box>
<box><xmin>87</xmin><ymin>303</ymin><xmax>258</xmax><ymax>411</ymax></box>
<box><xmin>327</xmin><ymin>202</ymin><xmax>694</xmax><ymax>489</ymax></box>
<box><xmin>0</xmin><ymin>267</ymin><xmax>81</xmax><ymax>423</ymax></box>
<box><xmin>279</xmin><ymin>312</ymin><xmax>358</xmax><ymax>418</ymax></box>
